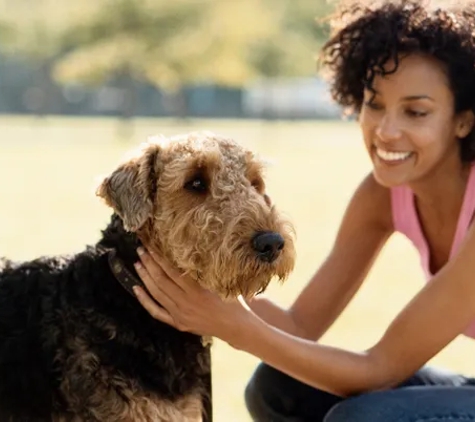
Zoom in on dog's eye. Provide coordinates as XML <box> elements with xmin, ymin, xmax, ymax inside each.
<box><xmin>184</xmin><ymin>176</ymin><xmax>208</xmax><ymax>193</ymax></box>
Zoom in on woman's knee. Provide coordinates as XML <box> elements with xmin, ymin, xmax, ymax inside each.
<box><xmin>244</xmin><ymin>363</ymin><xmax>291</xmax><ymax>419</ymax></box>
<box><xmin>244</xmin><ymin>363</ymin><xmax>343</xmax><ymax>421</ymax></box>
<box><xmin>243</xmin><ymin>363</ymin><xmax>267</xmax><ymax>415</ymax></box>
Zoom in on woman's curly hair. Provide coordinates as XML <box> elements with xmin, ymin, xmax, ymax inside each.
<box><xmin>320</xmin><ymin>0</ymin><xmax>475</xmax><ymax>161</ymax></box>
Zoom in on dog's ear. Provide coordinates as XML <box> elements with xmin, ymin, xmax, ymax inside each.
<box><xmin>96</xmin><ymin>142</ymin><xmax>162</xmax><ymax>232</ymax></box>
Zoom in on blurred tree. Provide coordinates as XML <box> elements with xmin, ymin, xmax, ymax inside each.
<box><xmin>248</xmin><ymin>0</ymin><xmax>334</xmax><ymax>78</ymax></box>
<box><xmin>0</xmin><ymin>21</ymin><xmax>14</xmax><ymax>47</ymax></box>
<box><xmin>0</xmin><ymin>0</ymin><xmax>99</xmax><ymax>115</ymax></box>
<box><xmin>40</xmin><ymin>0</ymin><xmax>336</xmax><ymax>122</ymax></box>
<box><xmin>54</xmin><ymin>0</ymin><xmax>213</xmax><ymax>119</ymax></box>
<box><xmin>53</xmin><ymin>0</ymin><xmax>285</xmax><ymax>119</ymax></box>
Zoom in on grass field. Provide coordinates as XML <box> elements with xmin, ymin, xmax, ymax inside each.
<box><xmin>1</xmin><ymin>116</ymin><xmax>474</xmax><ymax>421</ymax></box>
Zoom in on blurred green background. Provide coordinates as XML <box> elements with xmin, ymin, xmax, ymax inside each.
<box><xmin>0</xmin><ymin>0</ymin><xmax>338</xmax><ymax>121</ymax></box>
<box><xmin>1</xmin><ymin>1</ymin><xmax>474</xmax><ymax>421</ymax></box>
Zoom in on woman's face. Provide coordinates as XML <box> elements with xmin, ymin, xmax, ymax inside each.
<box><xmin>359</xmin><ymin>53</ymin><xmax>473</xmax><ymax>188</ymax></box>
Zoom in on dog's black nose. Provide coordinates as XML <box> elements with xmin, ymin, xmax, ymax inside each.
<box><xmin>252</xmin><ymin>231</ymin><xmax>285</xmax><ymax>263</ymax></box>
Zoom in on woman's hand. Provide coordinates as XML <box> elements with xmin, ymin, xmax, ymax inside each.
<box><xmin>133</xmin><ymin>247</ymin><xmax>253</xmax><ymax>346</ymax></box>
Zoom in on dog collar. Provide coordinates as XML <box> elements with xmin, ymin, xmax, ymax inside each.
<box><xmin>108</xmin><ymin>249</ymin><xmax>146</xmax><ymax>297</ymax></box>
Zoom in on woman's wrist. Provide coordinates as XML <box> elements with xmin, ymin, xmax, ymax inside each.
<box><xmin>222</xmin><ymin>303</ymin><xmax>261</xmax><ymax>350</ymax></box>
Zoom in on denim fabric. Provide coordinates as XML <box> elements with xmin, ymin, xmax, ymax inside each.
<box><xmin>244</xmin><ymin>363</ymin><xmax>475</xmax><ymax>422</ymax></box>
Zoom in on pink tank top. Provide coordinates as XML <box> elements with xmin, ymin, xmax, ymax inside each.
<box><xmin>391</xmin><ymin>163</ymin><xmax>475</xmax><ymax>339</ymax></box>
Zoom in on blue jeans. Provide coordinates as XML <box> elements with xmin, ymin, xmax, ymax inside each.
<box><xmin>244</xmin><ymin>363</ymin><xmax>475</xmax><ymax>421</ymax></box>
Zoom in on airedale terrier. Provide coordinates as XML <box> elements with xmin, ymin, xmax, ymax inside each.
<box><xmin>0</xmin><ymin>132</ymin><xmax>295</xmax><ymax>422</ymax></box>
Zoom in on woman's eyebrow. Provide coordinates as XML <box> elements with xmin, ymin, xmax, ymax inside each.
<box><xmin>401</xmin><ymin>94</ymin><xmax>435</xmax><ymax>102</ymax></box>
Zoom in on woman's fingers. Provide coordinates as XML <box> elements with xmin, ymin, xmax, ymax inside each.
<box><xmin>136</xmin><ymin>248</ymin><xmax>184</xmax><ymax>297</ymax></box>
<box><xmin>145</xmin><ymin>248</ymin><xmax>192</xmax><ymax>291</ymax></box>
<box><xmin>134</xmin><ymin>261</ymin><xmax>179</xmax><ymax>312</ymax></box>
<box><xmin>133</xmin><ymin>286</ymin><xmax>177</xmax><ymax>328</ymax></box>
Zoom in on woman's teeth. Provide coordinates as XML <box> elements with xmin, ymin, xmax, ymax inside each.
<box><xmin>375</xmin><ymin>148</ymin><xmax>412</xmax><ymax>162</ymax></box>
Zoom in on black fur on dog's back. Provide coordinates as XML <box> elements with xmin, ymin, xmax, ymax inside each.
<box><xmin>0</xmin><ymin>214</ymin><xmax>210</xmax><ymax>421</ymax></box>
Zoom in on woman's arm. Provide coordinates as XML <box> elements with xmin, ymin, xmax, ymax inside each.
<box><xmin>226</xmin><ymin>221</ymin><xmax>475</xmax><ymax>396</ymax></box>
<box><xmin>138</xmin><ymin>231</ymin><xmax>475</xmax><ymax>396</ymax></box>
<box><xmin>246</xmin><ymin>173</ymin><xmax>393</xmax><ymax>340</ymax></box>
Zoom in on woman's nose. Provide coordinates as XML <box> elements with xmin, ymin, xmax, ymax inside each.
<box><xmin>375</xmin><ymin>114</ymin><xmax>403</xmax><ymax>142</ymax></box>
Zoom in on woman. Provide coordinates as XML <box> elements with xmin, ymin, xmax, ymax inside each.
<box><xmin>132</xmin><ymin>1</ymin><xmax>475</xmax><ymax>420</ymax></box>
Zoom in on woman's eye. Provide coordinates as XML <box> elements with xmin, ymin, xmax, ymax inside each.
<box><xmin>406</xmin><ymin>109</ymin><xmax>428</xmax><ymax>118</ymax></box>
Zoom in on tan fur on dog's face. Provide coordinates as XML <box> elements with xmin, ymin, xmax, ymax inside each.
<box><xmin>97</xmin><ymin>132</ymin><xmax>295</xmax><ymax>298</ymax></box>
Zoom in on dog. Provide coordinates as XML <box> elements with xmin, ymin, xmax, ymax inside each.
<box><xmin>0</xmin><ymin>131</ymin><xmax>296</xmax><ymax>421</ymax></box>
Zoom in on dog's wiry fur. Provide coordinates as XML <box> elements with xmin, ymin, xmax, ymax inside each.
<box><xmin>99</xmin><ymin>132</ymin><xmax>296</xmax><ymax>298</ymax></box>
<box><xmin>0</xmin><ymin>132</ymin><xmax>295</xmax><ymax>421</ymax></box>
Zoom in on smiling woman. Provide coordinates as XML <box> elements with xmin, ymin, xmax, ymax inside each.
<box><xmin>359</xmin><ymin>53</ymin><xmax>474</xmax><ymax>188</ymax></box>
<box><xmin>132</xmin><ymin>1</ymin><xmax>475</xmax><ymax>421</ymax></box>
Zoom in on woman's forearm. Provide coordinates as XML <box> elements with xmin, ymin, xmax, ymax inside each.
<box><xmin>245</xmin><ymin>296</ymin><xmax>307</xmax><ymax>338</ymax></box>
<box><xmin>238</xmin><ymin>313</ymin><xmax>386</xmax><ymax>397</ymax></box>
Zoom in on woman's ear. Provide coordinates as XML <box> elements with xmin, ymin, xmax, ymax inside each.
<box><xmin>456</xmin><ymin>110</ymin><xmax>475</xmax><ymax>139</ymax></box>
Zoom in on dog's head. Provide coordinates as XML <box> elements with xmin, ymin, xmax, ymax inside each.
<box><xmin>96</xmin><ymin>132</ymin><xmax>295</xmax><ymax>298</ymax></box>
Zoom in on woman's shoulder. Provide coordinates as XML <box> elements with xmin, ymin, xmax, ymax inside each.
<box><xmin>348</xmin><ymin>172</ymin><xmax>394</xmax><ymax>233</ymax></box>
